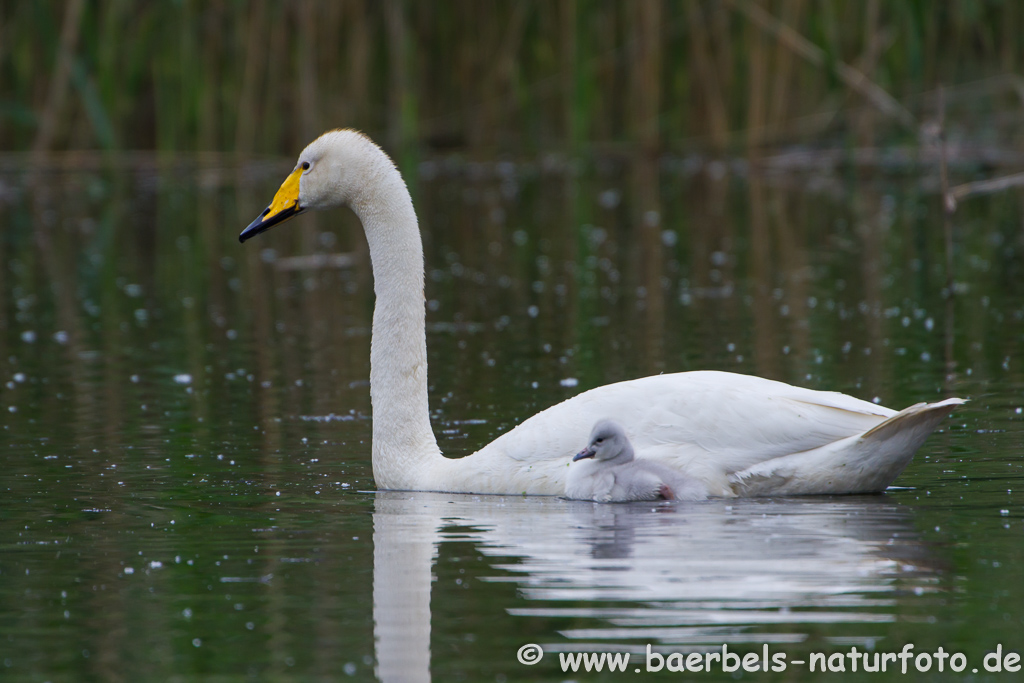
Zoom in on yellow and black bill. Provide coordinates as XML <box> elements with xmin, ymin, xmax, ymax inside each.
<box><xmin>239</xmin><ymin>167</ymin><xmax>306</xmax><ymax>243</ymax></box>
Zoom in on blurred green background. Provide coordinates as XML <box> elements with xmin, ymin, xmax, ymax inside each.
<box><xmin>5</xmin><ymin>0</ymin><xmax>1023</xmax><ymax>158</ymax></box>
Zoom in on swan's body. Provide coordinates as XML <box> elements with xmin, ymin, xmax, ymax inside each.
<box><xmin>567</xmin><ymin>419</ymin><xmax>708</xmax><ymax>502</ymax></box>
<box><xmin>240</xmin><ymin>129</ymin><xmax>965</xmax><ymax>497</ymax></box>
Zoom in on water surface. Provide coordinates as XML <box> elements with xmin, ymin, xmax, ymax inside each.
<box><xmin>1</xmin><ymin>157</ymin><xmax>1021</xmax><ymax>681</ymax></box>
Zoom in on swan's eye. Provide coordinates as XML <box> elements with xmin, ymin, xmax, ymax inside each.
<box><xmin>595</xmin><ymin>437</ymin><xmax>604</xmax><ymax>444</ymax></box>
<box><xmin>301</xmin><ymin>161</ymin><xmax>311</xmax><ymax>171</ymax></box>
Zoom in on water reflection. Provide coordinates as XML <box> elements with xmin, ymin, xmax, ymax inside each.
<box><xmin>373</xmin><ymin>492</ymin><xmax>936</xmax><ymax>681</ymax></box>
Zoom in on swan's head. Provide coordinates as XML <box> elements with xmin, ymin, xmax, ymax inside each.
<box><xmin>573</xmin><ymin>419</ymin><xmax>634</xmax><ymax>463</ymax></box>
<box><xmin>239</xmin><ymin>129</ymin><xmax>393</xmax><ymax>243</ymax></box>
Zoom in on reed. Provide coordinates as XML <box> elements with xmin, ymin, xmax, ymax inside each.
<box><xmin>1</xmin><ymin>1</ymin><xmax>1021</xmax><ymax>157</ymax></box>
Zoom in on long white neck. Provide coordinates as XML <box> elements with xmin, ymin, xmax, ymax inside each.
<box><xmin>349</xmin><ymin>159</ymin><xmax>443</xmax><ymax>489</ymax></box>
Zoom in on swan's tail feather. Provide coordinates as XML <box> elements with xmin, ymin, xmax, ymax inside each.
<box><xmin>728</xmin><ymin>397</ymin><xmax>966</xmax><ymax>496</ymax></box>
<box><xmin>861</xmin><ymin>397</ymin><xmax>965</xmax><ymax>443</ymax></box>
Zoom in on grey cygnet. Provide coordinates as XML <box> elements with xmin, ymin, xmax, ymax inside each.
<box><xmin>566</xmin><ymin>419</ymin><xmax>708</xmax><ymax>502</ymax></box>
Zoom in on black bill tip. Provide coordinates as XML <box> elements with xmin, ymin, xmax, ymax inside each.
<box><xmin>573</xmin><ymin>449</ymin><xmax>595</xmax><ymax>462</ymax></box>
<box><xmin>239</xmin><ymin>205</ymin><xmax>306</xmax><ymax>243</ymax></box>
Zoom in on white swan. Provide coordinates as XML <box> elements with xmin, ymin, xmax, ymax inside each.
<box><xmin>567</xmin><ymin>419</ymin><xmax>708</xmax><ymax>502</ymax></box>
<box><xmin>239</xmin><ymin>128</ymin><xmax>965</xmax><ymax>497</ymax></box>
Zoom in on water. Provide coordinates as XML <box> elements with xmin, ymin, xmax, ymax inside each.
<box><xmin>1</xmin><ymin>157</ymin><xmax>1021</xmax><ymax>681</ymax></box>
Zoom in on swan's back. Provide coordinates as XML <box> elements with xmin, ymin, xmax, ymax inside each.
<box><xmin>463</xmin><ymin>371</ymin><xmax>897</xmax><ymax>495</ymax></box>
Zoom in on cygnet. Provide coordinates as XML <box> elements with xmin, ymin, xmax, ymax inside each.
<box><xmin>566</xmin><ymin>419</ymin><xmax>708</xmax><ymax>502</ymax></box>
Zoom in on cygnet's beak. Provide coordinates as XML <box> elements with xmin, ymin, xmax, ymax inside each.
<box><xmin>239</xmin><ymin>167</ymin><xmax>307</xmax><ymax>243</ymax></box>
<box><xmin>573</xmin><ymin>447</ymin><xmax>596</xmax><ymax>462</ymax></box>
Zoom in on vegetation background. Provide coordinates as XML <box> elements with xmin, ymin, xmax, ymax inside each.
<box><xmin>4</xmin><ymin>0</ymin><xmax>1023</xmax><ymax>162</ymax></box>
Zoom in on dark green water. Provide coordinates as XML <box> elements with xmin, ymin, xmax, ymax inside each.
<box><xmin>1</xmin><ymin>157</ymin><xmax>1022</xmax><ymax>682</ymax></box>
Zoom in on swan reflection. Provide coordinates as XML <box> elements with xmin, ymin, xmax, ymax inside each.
<box><xmin>373</xmin><ymin>492</ymin><xmax>935</xmax><ymax>682</ymax></box>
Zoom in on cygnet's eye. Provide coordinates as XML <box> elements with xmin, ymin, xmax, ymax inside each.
<box><xmin>595</xmin><ymin>437</ymin><xmax>604</xmax><ymax>444</ymax></box>
<box><xmin>301</xmin><ymin>161</ymin><xmax>311</xmax><ymax>171</ymax></box>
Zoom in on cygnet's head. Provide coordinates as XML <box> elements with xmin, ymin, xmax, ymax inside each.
<box><xmin>573</xmin><ymin>419</ymin><xmax>634</xmax><ymax>463</ymax></box>
<box><xmin>239</xmin><ymin>129</ymin><xmax>395</xmax><ymax>242</ymax></box>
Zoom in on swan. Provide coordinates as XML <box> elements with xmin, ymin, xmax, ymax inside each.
<box><xmin>567</xmin><ymin>419</ymin><xmax>708</xmax><ymax>502</ymax></box>
<box><xmin>239</xmin><ymin>128</ymin><xmax>965</xmax><ymax>497</ymax></box>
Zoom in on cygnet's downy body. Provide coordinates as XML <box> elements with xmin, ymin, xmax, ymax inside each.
<box><xmin>566</xmin><ymin>419</ymin><xmax>709</xmax><ymax>502</ymax></box>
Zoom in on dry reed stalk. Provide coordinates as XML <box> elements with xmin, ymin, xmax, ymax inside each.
<box><xmin>385</xmin><ymin>0</ymin><xmax>410</xmax><ymax>151</ymax></box>
<box><xmin>320</xmin><ymin>0</ymin><xmax>345</xmax><ymax>127</ymax></box>
<box><xmin>854</xmin><ymin>0</ymin><xmax>882</xmax><ymax>148</ymax></box>
<box><xmin>236</xmin><ymin>0</ymin><xmax>268</xmax><ymax>155</ymax></box>
<box><xmin>560</xmin><ymin>0</ymin><xmax>579</xmax><ymax>148</ymax></box>
<box><xmin>628</xmin><ymin>0</ymin><xmax>662</xmax><ymax>154</ymax></box>
<box><xmin>768</xmin><ymin>0</ymin><xmax>804</xmax><ymax>133</ymax></box>
<box><xmin>589</xmin><ymin>6</ymin><xmax>616</xmax><ymax>142</ymax></box>
<box><xmin>297</xmin><ymin>0</ymin><xmax>321</xmax><ymax>143</ymax></box>
<box><xmin>265</xmin><ymin>3</ymin><xmax>289</xmax><ymax>150</ymax></box>
<box><xmin>346</xmin><ymin>0</ymin><xmax>371</xmax><ymax>130</ymax></box>
<box><xmin>198</xmin><ymin>1</ymin><xmax>225</xmax><ymax>153</ymax></box>
<box><xmin>31</xmin><ymin>0</ymin><xmax>85</xmax><ymax>160</ymax></box>
<box><xmin>685</xmin><ymin>1</ymin><xmax>729</xmax><ymax>150</ymax></box>
<box><xmin>949</xmin><ymin>173</ymin><xmax>1024</xmax><ymax>205</ymax></box>
<box><xmin>709</xmin><ymin>1</ymin><xmax>735</xmax><ymax>103</ymax></box>
<box><xmin>492</xmin><ymin>2</ymin><xmax>529</xmax><ymax>145</ymax></box>
<box><xmin>474</xmin><ymin>2</ymin><xmax>502</xmax><ymax>150</ymax></box>
<box><xmin>296</xmin><ymin>1</ymin><xmax>322</xmax><ymax>253</ymax></box>
<box><xmin>729</xmin><ymin>0</ymin><xmax>918</xmax><ymax>132</ymax></box>
<box><xmin>746</xmin><ymin>0</ymin><xmax>768</xmax><ymax>151</ymax></box>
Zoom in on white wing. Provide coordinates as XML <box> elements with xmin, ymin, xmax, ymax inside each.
<box><xmin>434</xmin><ymin>371</ymin><xmax>956</xmax><ymax>497</ymax></box>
